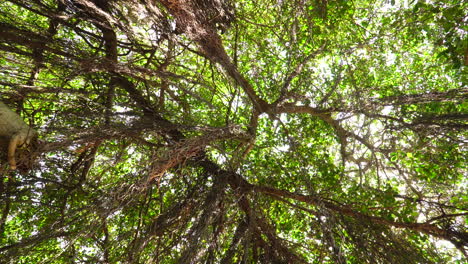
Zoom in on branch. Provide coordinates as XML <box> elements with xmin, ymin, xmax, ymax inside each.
<box><xmin>254</xmin><ymin>184</ymin><xmax>468</xmax><ymax>248</ymax></box>
<box><xmin>157</xmin><ymin>0</ymin><xmax>269</xmax><ymax>113</ymax></box>
<box><xmin>277</xmin><ymin>103</ymin><xmax>375</xmax><ymax>153</ymax></box>
<box><xmin>276</xmin><ymin>44</ymin><xmax>327</xmax><ymax>104</ymax></box>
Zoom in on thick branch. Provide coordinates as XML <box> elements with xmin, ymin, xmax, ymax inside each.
<box><xmin>157</xmin><ymin>0</ymin><xmax>269</xmax><ymax>113</ymax></box>
<box><xmin>254</xmin><ymin>185</ymin><xmax>468</xmax><ymax>247</ymax></box>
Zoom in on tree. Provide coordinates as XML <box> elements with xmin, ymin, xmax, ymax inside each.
<box><xmin>0</xmin><ymin>0</ymin><xmax>466</xmax><ymax>263</ymax></box>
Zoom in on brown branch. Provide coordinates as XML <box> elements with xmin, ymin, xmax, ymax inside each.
<box><xmin>376</xmin><ymin>88</ymin><xmax>468</xmax><ymax>106</ymax></box>
<box><xmin>0</xmin><ymin>82</ymin><xmax>91</xmax><ymax>96</ymax></box>
<box><xmin>157</xmin><ymin>0</ymin><xmax>269</xmax><ymax>113</ymax></box>
<box><xmin>278</xmin><ymin>103</ymin><xmax>376</xmax><ymax>151</ymax></box>
<box><xmin>0</xmin><ymin>24</ymin><xmax>79</xmax><ymax>60</ymax></box>
<box><xmin>0</xmin><ymin>230</ymin><xmax>70</xmax><ymax>253</ymax></box>
<box><xmin>147</xmin><ymin>126</ymin><xmax>251</xmax><ymax>184</ymax></box>
<box><xmin>25</xmin><ymin>2</ymin><xmax>64</xmax><ymax>88</ymax></box>
<box><xmin>276</xmin><ymin>44</ymin><xmax>327</xmax><ymax>104</ymax></box>
<box><xmin>220</xmin><ymin>219</ymin><xmax>248</xmax><ymax>264</ymax></box>
<box><xmin>253</xmin><ymin>184</ymin><xmax>468</xmax><ymax>247</ymax></box>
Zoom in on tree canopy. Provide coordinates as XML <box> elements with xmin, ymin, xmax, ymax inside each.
<box><xmin>0</xmin><ymin>0</ymin><xmax>467</xmax><ymax>263</ymax></box>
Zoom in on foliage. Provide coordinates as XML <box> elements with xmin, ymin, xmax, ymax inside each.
<box><xmin>0</xmin><ymin>0</ymin><xmax>466</xmax><ymax>263</ymax></box>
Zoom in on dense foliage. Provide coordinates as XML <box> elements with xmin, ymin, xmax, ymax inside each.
<box><xmin>0</xmin><ymin>0</ymin><xmax>467</xmax><ymax>263</ymax></box>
